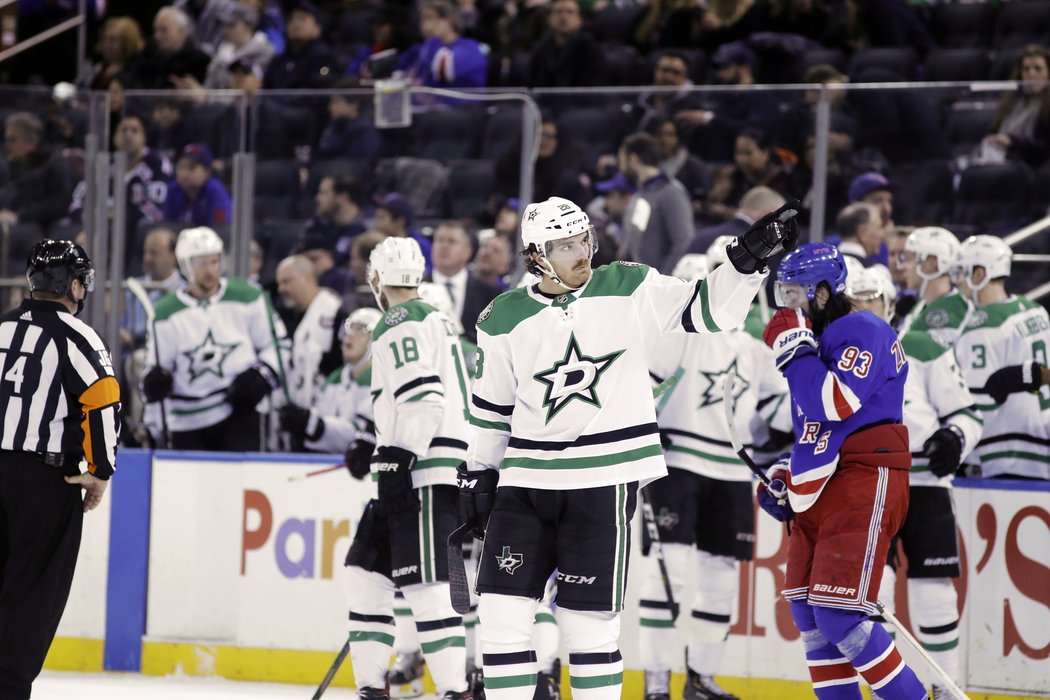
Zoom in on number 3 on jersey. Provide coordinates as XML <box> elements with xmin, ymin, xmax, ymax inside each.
<box><xmin>838</xmin><ymin>345</ymin><xmax>873</xmax><ymax>378</ymax></box>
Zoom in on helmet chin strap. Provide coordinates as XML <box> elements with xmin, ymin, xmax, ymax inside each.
<box><xmin>537</xmin><ymin>256</ymin><xmax>586</xmax><ymax>292</ymax></box>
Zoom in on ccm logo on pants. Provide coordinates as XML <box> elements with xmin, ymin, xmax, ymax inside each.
<box><xmin>557</xmin><ymin>573</ymin><xmax>597</xmax><ymax>585</ymax></box>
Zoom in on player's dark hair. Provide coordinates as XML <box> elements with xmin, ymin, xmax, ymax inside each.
<box><xmin>521</xmin><ymin>244</ymin><xmax>544</xmax><ymax>277</ymax></box>
<box><xmin>808</xmin><ymin>282</ymin><xmax>854</xmax><ymax>335</ymax></box>
<box><xmin>621</xmin><ymin>132</ymin><xmax>661</xmax><ymax>167</ymax></box>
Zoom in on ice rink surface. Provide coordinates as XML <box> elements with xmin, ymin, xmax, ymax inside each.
<box><xmin>33</xmin><ymin>670</ymin><xmax>364</xmax><ymax>699</ymax></box>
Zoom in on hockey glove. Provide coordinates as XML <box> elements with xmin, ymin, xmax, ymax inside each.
<box><xmin>756</xmin><ymin>459</ymin><xmax>794</xmax><ymax>523</ymax></box>
<box><xmin>344</xmin><ymin>435</ymin><xmax>376</xmax><ymax>480</ymax></box>
<box><xmin>375</xmin><ymin>445</ymin><xmax>419</xmax><ymax>514</ymax></box>
<box><xmin>227</xmin><ymin>367</ymin><xmax>274</xmax><ymax>409</ymax></box>
<box><xmin>727</xmin><ymin>199</ymin><xmax>801</xmax><ymax>274</ymax></box>
<box><xmin>923</xmin><ymin>425</ymin><xmax>964</xmax><ymax>478</ymax></box>
<box><xmin>762</xmin><ymin>308</ymin><xmax>817</xmax><ymax>371</ymax></box>
<box><xmin>141</xmin><ymin>367</ymin><xmax>174</xmax><ymax>403</ymax></box>
<box><xmin>278</xmin><ymin>404</ymin><xmax>311</xmax><ymax>439</ymax></box>
<box><xmin>457</xmin><ymin>462</ymin><xmax>499</xmax><ymax>539</ymax></box>
<box><xmin>983</xmin><ymin>361</ymin><xmax>1044</xmax><ymax>404</ymax></box>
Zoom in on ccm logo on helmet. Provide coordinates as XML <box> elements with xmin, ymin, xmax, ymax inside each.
<box><xmin>812</xmin><ymin>584</ymin><xmax>856</xmax><ymax>596</ymax></box>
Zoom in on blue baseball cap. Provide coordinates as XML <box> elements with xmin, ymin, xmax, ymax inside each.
<box><xmin>595</xmin><ymin>172</ymin><xmax>636</xmax><ymax>194</ymax></box>
<box><xmin>848</xmin><ymin>172</ymin><xmax>896</xmax><ymax>203</ymax></box>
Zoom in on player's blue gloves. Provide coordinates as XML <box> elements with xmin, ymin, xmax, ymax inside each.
<box><xmin>757</xmin><ymin>459</ymin><xmax>794</xmax><ymax>522</ymax></box>
<box><xmin>762</xmin><ymin>308</ymin><xmax>817</xmax><ymax>371</ymax></box>
<box><xmin>727</xmin><ymin>199</ymin><xmax>801</xmax><ymax>274</ymax></box>
<box><xmin>375</xmin><ymin>446</ymin><xmax>420</xmax><ymax>514</ymax></box>
<box><xmin>984</xmin><ymin>361</ymin><xmax>1044</xmax><ymax>404</ymax></box>
<box><xmin>457</xmin><ymin>463</ymin><xmax>499</xmax><ymax>539</ymax></box>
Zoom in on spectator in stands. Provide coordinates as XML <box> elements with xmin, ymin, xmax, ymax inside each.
<box><xmin>372</xmin><ymin>193</ymin><xmax>434</xmax><ymax>275</ymax></box>
<box><xmin>473</xmin><ymin>230</ymin><xmax>514</xmax><ymax>290</ymax></box>
<box><xmin>486</xmin><ymin>0</ymin><xmax>549</xmax><ymax>86</ymax></box>
<box><xmin>295</xmin><ymin>228</ymin><xmax>353</xmax><ymax>296</ymax></box>
<box><xmin>175</xmin><ymin>0</ymin><xmax>236</xmax><ymax>56</ymax></box>
<box><xmin>240</xmin><ymin>0</ymin><xmax>286</xmax><ymax>56</ymax></box>
<box><xmin>493</xmin><ymin>197</ymin><xmax>520</xmax><ymax>239</ymax></box>
<box><xmin>695</xmin><ymin>0</ymin><xmax>770</xmax><ymax>54</ymax></box>
<box><xmin>619</xmin><ymin>132</ymin><xmax>693</xmax><ymax>273</ymax></box>
<box><xmin>784</xmin><ymin>132</ymin><xmax>850</xmax><ymax>230</ymax></box>
<box><xmin>307</xmin><ymin>174</ymin><xmax>368</xmax><ymax>265</ymax></box>
<box><xmin>345</xmin><ymin>5</ymin><xmax>415</xmax><ymax>80</ymax></box>
<box><xmin>635</xmin><ymin>51</ymin><xmax>708</xmax><ymax>133</ymax></box>
<box><xmin>408</xmin><ymin>0</ymin><xmax>488</xmax><ymax>88</ymax></box>
<box><xmin>316</xmin><ymin>79</ymin><xmax>380</xmax><ymax>162</ymax></box>
<box><xmin>250</xmin><ymin>239</ymin><xmax>265</xmax><ymax>285</ymax></box>
<box><xmin>0</xmin><ymin>112</ymin><xmax>76</xmax><ymax>229</ymax></box>
<box><xmin>132</xmin><ymin>6</ymin><xmax>211</xmax><ymax>89</ymax></box>
<box><xmin>982</xmin><ymin>44</ymin><xmax>1050</xmax><ymax>171</ymax></box>
<box><xmin>588</xmin><ymin>171</ymin><xmax>635</xmax><ymax>247</ymax></box>
<box><xmin>651</xmin><ymin>116</ymin><xmax>711</xmax><ymax>217</ymax></box>
<box><xmin>687</xmin><ymin>185</ymin><xmax>785</xmax><ymax>256</ymax></box>
<box><xmin>429</xmin><ymin>220</ymin><xmax>500</xmax><ymax>343</ymax></box>
<box><xmin>634</xmin><ymin>0</ymin><xmax>704</xmax><ymax>50</ymax></box>
<box><xmin>200</xmin><ymin>3</ymin><xmax>274</xmax><ymax>88</ymax></box>
<box><xmin>704</xmin><ymin>127</ymin><xmax>791</xmax><ymax>224</ymax></box>
<box><xmin>146</xmin><ymin>97</ymin><xmax>193</xmax><ymax>160</ymax></box>
<box><xmin>778</xmin><ymin>63</ymin><xmax>858</xmax><ymax>160</ymax></box>
<box><xmin>80</xmin><ymin>16</ymin><xmax>146</xmax><ymax>91</ymax></box>
<box><xmin>835</xmin><ymin>201</ymin><xmax>884</xmax><ymax>265</ymax></box>
<box><xmin>262</xmin><ymin>1</ymin><xmax>336</xmax><ymax>91</ymax></box>
<box><xmin>528</xmin><ymin>0</ymin><xmax>607</xmax><ymax>87</ymax></box>
<box><xmin>163</xmin><ymin>144</ymin><xmax>232</xmax><ymax>227</ymax></box>
<box><xmin>494</xmin><ymin>117</ymin><xmax>590</xmax><ymax>206</ymax></box>
<box><xmin>676</xmin><ymin>41</ymin><xmax>779</xmax><ymax>162</ymax></box>
<box><xmin>848</xmin><ymin>171</ymin><xmax>895</xmax><ymax>232</ymax></box>
<box><xmin>349</xmin><ymin>230</ymin><xmax>387</xmax><ymax>296</ymax></box>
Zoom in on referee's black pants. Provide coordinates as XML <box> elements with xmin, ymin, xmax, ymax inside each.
<box><xmin>0</xmin><ymin>453</ymin><xmax>83</xmax><ymax>700</ymax></box>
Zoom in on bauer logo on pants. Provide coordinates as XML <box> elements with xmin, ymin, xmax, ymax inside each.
<box><xmin>496</xmin><ymin>546</ymin><xmax>523</xmax><ymax>574</ymax></box>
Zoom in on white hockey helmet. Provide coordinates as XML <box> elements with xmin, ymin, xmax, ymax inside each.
<box><xmin>520</xmin><ymin>196</ymin><xmax>597</xmax><ymax>290</ymax></box>
<box><xmin>705</xmin><ymin>235</ymin><xmax>735</xmax><ymax>270</ymax></box>
<box><xmin>846</xmin><ymin>264</ymin><xmax>896</xmax><ymax>321</ymax></box>
<box><xmin>175</xmin><ymin>226</ymin><xmax>224</xmax><ymax>279</ymax></box>
<box><xmin>672</xmin><ymin>254</ymin><xmax>710</xmax><ymax>281</ymax></box>
<box><xmin>904</xmin><ymin>226</ymin><xmax>960</xmax><ymax>280</ymax></box>
<box><xmin>368</xmin><ymin>237</ymin><xmax>425</xmax><ymax>309</ymax></box>
<box><xmin>953</xmin><ymin>235</ymin><xmax>1012</xmax><ymax>296</ymax></box>
<box><xmin>417</xmin><ymin>281</ymin><xmax>464</xmax><ymax>335</ymax></box>
<box><xmin>342</xmin><ymin>307</ymin><xmax>383</xmax><ymax>338</ymax></box>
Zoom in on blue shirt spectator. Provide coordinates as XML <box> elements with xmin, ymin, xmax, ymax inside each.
<box><xmin>316</xmin><ymin>85</ymin><xmax>381</xmax><ymax>162</ymax></box>
<box><xmin>409</xmin><ymin>0</ymin><xmax>488</xmax><ymax>88</ymax></box>
<box><xmin>163</xmin><ymin>143</ymin><xmax>232</xmax><ymax>227</ymax></box>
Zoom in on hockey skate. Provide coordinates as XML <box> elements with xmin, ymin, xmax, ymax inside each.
<box><xmin>359</xmin><ymin>686</ymin><xmax>391</xmax><ymax>699</ymax></box>
<box><xmin>442</xmin><ymin>689</ymin><xmax>474</xmax><ymax>700</ymax></box>
<box><xmin>644</xmin><ymin>669</ymin><xmax>670</xmax><ymax>700</ymax></box>
<box><xmin>467</xmin><ymin>667</ymin><xmax>486</xmax><ymax>700</ymax></box>
<box><xmin>388</xmin><ymin>651</ymin><xmax>425</xmax><ymax>699</ymax></box>
<box><xmin>683</xmin><ymin>667</ymin><xmax>739</xmax><ymax>700</ymax></box>
<box><xmin>533</xmin><ymin>658</ymin><xmax>561</xmax><ymax>700</ymax></box>
<box><xmin>930</xmin><ymin>685</ymin><xmax>955</xmax><ymax>699</ymax></box>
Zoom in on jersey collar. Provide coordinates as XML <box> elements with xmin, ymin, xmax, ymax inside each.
<box><xmin>525</xmin><ymin>275</ymin><xmax>592</xmax><ymax>308</ymax></box>
<box><xmin>176</xmin><ymin>277</ymin><xmax>229</xmax><ymax>307</ymax></box>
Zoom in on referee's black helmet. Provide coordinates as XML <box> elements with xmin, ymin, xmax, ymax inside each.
<box><xmin>26</xmin><ymin>239</ymin><xmax>95</xmax><ymax>295</ymax></box>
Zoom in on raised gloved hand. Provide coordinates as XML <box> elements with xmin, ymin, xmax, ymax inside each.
<box><xmin>279</xmin><ymin>404</ymin><xmax>311</xmax><ymax>439</ymax></box>
<box><xmin>727</xmin><ymin>199</ymin><xmax>801</xmax><ymax>274</ymax></box>
<box><xmin>226</xmin><ymin>367</ymin><xmax>273</xmax><ymax>409</ymax></box>
<box><xmin>984</xmin><ymin>362</ymin><xmax>1043</xmax><ymax>404</ymax></box>
<box><xmin>457</xmin><ymin>462</ymin><xmax>499</xmax><ymax>539</ymax></box>
<box><xmin>375</xmin><ymin>445</ymin><xmax>419</xmax><ymax>514</ymax></box>
<box><xmin>141</xmin><ymin>367</ymin><xmax>174</xmax><ymax>403</ymax></box>
<box><xmin>344</xmin><ymin>435</ymin><xmax>376</xmax><ymax>480</ymax></box>
<box><xmin>757</xmin><ymin>458</ymin><xmax>794</xmax><ymax>523</ymax></box>
<box><xmin>923</xmin><ymin>425</ymin><xmax>964</xmax><ymax>478</ymax></box>
<box><xmin>762</xmin><ymin>308</ymin><xmax>817</xmax><ymax>371</ymax></box>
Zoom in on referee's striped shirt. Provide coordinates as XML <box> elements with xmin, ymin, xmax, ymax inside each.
<box><xmin>0</xmin><ymin>299</ymin><xmax>121</xmax><ymax>479</ymax></box>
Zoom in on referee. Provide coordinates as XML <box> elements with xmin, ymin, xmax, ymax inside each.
<box><xmin>0</xmin><ymin>240</ymin><xmax>119</xmax><ymax>699</ymax></box>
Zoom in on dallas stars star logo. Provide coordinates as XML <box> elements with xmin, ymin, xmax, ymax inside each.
<box><xmin>697</xmin><ymin>358</ymin><xmax>750</xmax><ymax>408</ymax></box>
<box><xmin>182</xmin><ymin>329</ymin><xmax>239</xmax><ymax>382</ymax></box>
<box><xmin>533</xmin><ymin>333</ymin><xmax>623</xmax><ymax>424</ymax></box>
<box><xmin>496</xmin><ymin>546</ymin><xmax>524</xmax><ymax>575</ymax></box>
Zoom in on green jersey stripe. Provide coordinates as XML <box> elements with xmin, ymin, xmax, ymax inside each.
<box><xmin>503</xmin><ymin>445</ymin><xmax>662</xmax><ymax>470</ymax></box>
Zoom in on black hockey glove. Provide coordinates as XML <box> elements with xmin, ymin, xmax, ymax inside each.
<box><xmin>923</xmin><ymin>426</ymin><xmax>964</xmax><ymax>478</ymax></box>
<box><xmin>983</xmin><ymin>361</ymin><xmax>1043</xmax><ymax>404</ymax></box>
<box><xmin>227</xmin><ymin>367</ymin><xmax>273</xmax><ymax>409</ymax></box>
<box><xmin>375</xmin><ymin>445</ymin><xmax>419</xmax><ymax>514</ymax></box>
<box><xmin>141</xmin><ymin>367</ymin><xmax>174</xmax><ymax>403</ymax></box>
<box><xmin>344</xmin><ymin>435</ymin><xmax>376</xmax><ymax>480</ymax></box>
<box><xmin>457</xmin><ymin>462</ymin><xmax>499</xmax><ymax>539</ymax></box>
<box><xmin>727</xmin><ymin>199</ymin><xmax>801</xmax><ymax>274</ymax></box>
<box><xmin>279</xmin><ymin>404</ymin><xmax>324</xmax><ymax>441</ymax></box>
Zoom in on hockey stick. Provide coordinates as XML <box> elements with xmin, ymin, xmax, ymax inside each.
<box><xmin>639</xmin><ymin>486</ymin><xmax>680</xmax><ymax>622</ymax></box>
<box><xmin>287</xmin><ymin>463</ymin><xmax>345</xmax><ymax>482</ymax></box>
<box><xmin>126</xmin><ymin>277</ymin><xmax>171</xmax><ymax>449</ymax></box>
<box><xmin>311</xmin><ymin>633</ymin><xmax>352</xmax><ymax>699</ymax></box>
<box><xmin>448</xmin><ymin>522</ymin><xmax>474</xmax><ymax>614</ymax></box>
<box><xmin>721</xmin><ymin>368</ymin><xmax>772</xmax><ymax>486</ymax></box>
<box><xmin>875</xmin><ymin>603</ymin><xmax>970</xmax><ymax>700</ymax></box>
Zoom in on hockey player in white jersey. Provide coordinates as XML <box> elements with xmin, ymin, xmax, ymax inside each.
<box><xmin>459</xmin><ymin>195</ymin><xmax>799</xmax><ymax>700</ymax></box>
<box><xmin>343</xmin><ymin>237</ymin><xmax>473</xmax><ymax>700</ymax></box>
<box><xmin>141</xmin><ymin>226</ymin><xmax>285</xmax><ymax>450</ymax></box>
<box><xmin>846</xmin><ymin>265</ymin><xmax>982</xmax><ymax>698</ymax></box>
<box><xmin>638</xmin><ymin>254</ymin><xmax>789</xmax><ymax>700</ymax></box>
<box><xmin>952</xmin><ymin>236</ymin><xmax>1050</xmax><ymax>480</ymax></box>
<box><xmin>895</xmin><ymin>226</ymin><xmax>971</xmax><ymax>341</ymax></box>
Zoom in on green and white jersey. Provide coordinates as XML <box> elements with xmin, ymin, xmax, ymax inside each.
<box><xmin>371</xmin><ymin>298</ymin><xmax>473</xmax><ymax>488</ymax></box>
<box><xmin>899</xmin><ymin>329</ymin><xmax>982</xmax><ymax>485</ymax></box>
<box><xmin>468</xmin><ymin>261</ymin><xmax>766</xmax><ymax>490</ymax></box>
<box><xmin>143</xmin><ymin>278</ymin><xmax>284</xmax><ymax>432</ymax></box>
<box><xmin>306</xmin><ymin>363</ymin><xmax>373</xmax><ymax>454</ymax></box>
<box><xmin>955</xmin><ymin>296</ymin><xmax>1050</xmax><ymax>480</ymax></box>
<box><xmin>287</xmin><ymin>288</ymin><xmax>343</xmax><ymax>408</ymax></box>
<box><xmin>650</xmin><ymin>327</ymin><xmax>789</xmax><ymax>482</ymax></box>
<box><xmin>900</xmin><ymin>289</ymin><xmax>973</xmax><ymax>346</ymax></box>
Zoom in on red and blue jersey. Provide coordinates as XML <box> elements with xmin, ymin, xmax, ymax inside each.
<box><xmin>783</xmin><ymin>311</ymin><xmax>909</xmax><ymax>511</ymax></box>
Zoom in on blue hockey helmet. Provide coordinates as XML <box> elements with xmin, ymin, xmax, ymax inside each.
<box><xmin>775</xmin><ymin>242</ymin><xmax>848</xmax><ymax>307</ymax></box>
